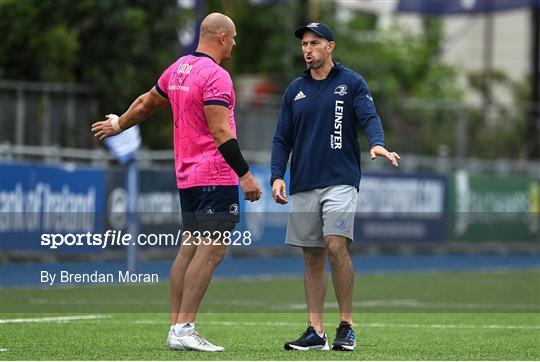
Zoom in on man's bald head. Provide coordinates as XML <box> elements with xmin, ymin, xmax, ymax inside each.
<box><xmin>196</xmin><ymin>13</ymin><xmax>237</xmax><ymax>64</ymax></box>
<box><xmin>200</xmin><ymin>13</ymin><xmax>235</xmax><ymax>40</ymax></box>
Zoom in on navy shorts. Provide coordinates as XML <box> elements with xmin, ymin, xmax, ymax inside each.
<box><xmin>178</xmin><ymin>186</ymin><xmax>240</xmax><ymax>233</ymax></box>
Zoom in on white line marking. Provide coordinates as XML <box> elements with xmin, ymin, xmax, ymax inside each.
<box><xmin>278</xmin><ymin>300</ymin><xmax>540</xmax><ymax>311</ymax></box>
<box><xmin>22</xmin><ymin>296</ymin><xmax>539</xmax><ymax>311</ymax></box>
<box><xmin>28</xmin><ymin>298</ymin><xmax>161</xmax><ymax>305</ymax></box>
<box><xmin>21</xmin><ymin>297</ymin><xmax>540</xmax><ymax>311</ymax></box>
<box><xmin>362</xmin><ymin>323</ymin><xmax>540</xmax><ymax>330</ymax></box>
<box><xmin>0</xmin><ymin>315</ymin><xmax>109</xmax><ymax>324</ymax></box>
<box><xmin>133</xmin><ymin>319</ymin><xmax>540</xmax><ymax>330</ymax></box>
<box><xmin>202</xmin><ymin>321</ymin><xmax>540</xmax><ymax>330</ymax></box>
<box><xmin>204</xmin><ymin>299</ymin><xmax>539</xmax><ymax>311</ymax></box>
<box><xmin>0</xmin><ymin>348</ymin><xmax>8</xmax><ymax>352</ymax></box>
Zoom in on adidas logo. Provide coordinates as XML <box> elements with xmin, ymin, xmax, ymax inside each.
<box><xmin>294</xmin><ymin>91</ymin><xmax>306</xmax><ymax>101</ymax></box>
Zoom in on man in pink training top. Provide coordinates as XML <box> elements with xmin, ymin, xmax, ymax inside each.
<box><xmin>91</xmin><ymin>13</ymin><xmax>262</xmax><ymax>352</ymax></box>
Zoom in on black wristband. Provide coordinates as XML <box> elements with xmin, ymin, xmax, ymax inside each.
<box><xmin>218</xmin><ymin>139</ymin><xmax>250</xmax><ymax>177</ymax></box>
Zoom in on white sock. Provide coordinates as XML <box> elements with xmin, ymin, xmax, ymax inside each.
<box><xmin>169</xmin><ymin>325</ymin><xmax>174</xmax><ymax>332</ymax></box>
<box><xmin>174</xmin><ymin>322</ymin><xmax>195</xmax><ymax>336</ymax></box>
<box><xmin>316</xmin><ymin>331</ymin><xmax>325</xmax><ymax>338</ymax></box>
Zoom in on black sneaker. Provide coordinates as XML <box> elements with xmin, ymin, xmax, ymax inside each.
<box><xmin>284</xmin><ymin>323</ymin><xmax>329</xmax><ymax>351</ymax></box>
<box><xmin>332</xmin><ymin>321</ymin><xmax>356</xmax><ymax>351</ymax></box>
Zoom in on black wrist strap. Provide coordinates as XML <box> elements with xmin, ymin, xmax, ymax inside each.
<box><xmin>218</xmin><ymin>139</ymin><xmax>250</xmax><ymax>177</ymax></box>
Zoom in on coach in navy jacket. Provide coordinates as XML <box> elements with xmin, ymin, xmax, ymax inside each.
<box><xmin>271</xmin><ymin>62</ymin><xmax>387</xmax><ymax>193</ymax></box>
<box><xmin>271</xmin><ymin>23</ymin><xmax>400</xmax><ymax>352</ymax></box>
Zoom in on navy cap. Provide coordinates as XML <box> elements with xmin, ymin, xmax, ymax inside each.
<box><xmin>294</xmin><ymin>22</ymin><xmax>334</xmax><ymax>42</ymax></box>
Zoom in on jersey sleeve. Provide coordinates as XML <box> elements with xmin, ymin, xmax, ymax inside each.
<box><xmin>202</xmin><ymin>69</ymin><xmax>232</xmax><ymax>108</ymax></box>
<box><xmin>353</xmin><ymin>76</ymin><xmax>385</xmax><ymax>148</ymax></box>
<box><xmin>271</xmin><ymin>86</ymin><xmax>294</xmax><ymax>185</ymax></box>
<box><xmin>155</xmin><ymin>63</ymin><xmax>175</xmax><ymax>99</ymax></box>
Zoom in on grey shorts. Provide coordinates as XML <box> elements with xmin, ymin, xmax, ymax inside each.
<box><xmin>285</xmin><ymin>185</ymin><xmax>358</xmax><ymax>248</ymax></box>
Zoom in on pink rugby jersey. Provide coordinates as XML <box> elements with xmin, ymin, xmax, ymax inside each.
<box><xmin>156</xmin><ymin>52</ymin><xmax>239</xmax><ymax>189</ymax></box>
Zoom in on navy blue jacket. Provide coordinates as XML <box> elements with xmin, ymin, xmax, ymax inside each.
<box><xmin>271</xmin><ymin>63</ymin><xmax>385</xmax><ymax>194</ymax></box>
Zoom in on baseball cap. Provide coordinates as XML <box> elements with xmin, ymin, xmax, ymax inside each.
<box><xmin>294</xmin><ymin>22</ymin><xmax>334</xmax><ymax>42</ymax></box>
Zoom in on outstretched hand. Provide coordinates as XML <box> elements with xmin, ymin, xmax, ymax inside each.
<box><xmin>91</xmin><ymin>114</ymin><xmax>122</xmax><ymax>140</ymax></box>
<box><xmin>370</xmin><ymin>145</ymin><xmax>401</xmax><ymax>167</ymax></box>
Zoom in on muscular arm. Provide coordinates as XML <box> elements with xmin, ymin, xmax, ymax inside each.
<box><xmin>205</xmin><ymin>104</ymin><xmax>262</xmax><ymax>201</ymax></box>
<box><xmin>204</xmin><ymin>104</ymin><xmax>249</xmax><ymax>176</ymax></box>
<box><xmin>91</xmin><ymin>87</ymin><xmax>169</xmax><ymax>140</ymax></box>
<box><xmin>204</xmin><ymin>104</ymin><xmax>235</xmax><ymax>146</ymax></box>
<box><xmin>117</xmin><ymin>87</ymin><xmax>169</xmax><ymax>130</ymax></box>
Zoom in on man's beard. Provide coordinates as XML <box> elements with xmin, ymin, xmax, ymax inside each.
<box><xmin>307</xmin><ymin>57</ymin><xmax>325</xmax><ymax>69</ymax></box>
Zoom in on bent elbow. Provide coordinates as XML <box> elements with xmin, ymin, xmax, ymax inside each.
<box><xmin>211</xmin><ymin>127</ymin><xmax>232</xmax><ymax>146</ymax></box>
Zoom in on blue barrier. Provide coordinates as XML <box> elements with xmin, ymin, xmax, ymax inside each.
<box><xmin>238</xmin><ymin>165</ymin><xmax>291</xmax><ymax>247</ymax></box>
<box><xmin>0</xmin><ymin>162</ymin><xmax>106</xmax><ymax>251</ymax></box>
<box><xmin>239</xmin><ymin>167</ymin><xmax>447</xmax><ymax>245</ymax></box>
<box><xmin>1</xmin><ymin>162</ymin><xmax>447</xmax><ymax>251</ymax></box>
<box><xmin>355</xmin><ymin>172</ymin><xmax>447</xmax><ymax>243</ymax></box>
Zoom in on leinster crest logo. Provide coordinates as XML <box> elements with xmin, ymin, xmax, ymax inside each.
<box><xmin>334</xmin><ymin>85</ymin><xmax>347</xmax><ymax>96</ymax></box>
<box><xmin>229</xmin><ymin>203</ymin><xmax>239</xmax><ymax>216</ymax></box>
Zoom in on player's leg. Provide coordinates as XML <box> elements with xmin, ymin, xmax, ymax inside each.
<box><xmin>167</xmin><ymin>189</ymin><xmax>200</xmax><ymax>350</ymax></box>
<box><xmin>176</xmin><ymin>185</ymin><xmax>238</xmax><ymax>324</ymax></box>
<box><xmin>170</xmin><ymin>186</ymin><xmax>239</xmax><ymax>352</ymax></box>
<box><xmin>321</xmin><ymin>185</ymin><xmax>358</xmax><ymax>351</ymax></box>
<box><xmin>169</xmin><ymin>237</ymin><xmax>196</xmax><ymax>326</ymax></box>
<box><xmin>176</xmin><ymin>228</ymin><xmax>228</xmax><ymax>323</ymax></box>
<box><xmin>324</xmin><ymin>235</ymin><xmax>353</xmax><ymax>324</ymax></box>
<box><xmin>303</xmin><ymin>246</ymin><xmax>327</xmax><ymax>333</ymax></box>
<box><xmin>284</xmin><ymin>188</ymin><xmax>329</xmax><ymax>351</ymax></box>
<box><xmin>169</xmin><ymin>189</ymin><xmax>198</xmax><ymax>326</ymax></box>
<box><xmin>170</xmin><ymin>221</ymin><xmax>231</xmax><ymax>352</ymax></box>
<box><xmin>284</xmin><ymin>246</ymin><xmax>330</xmax><ymax>351</ymax></box>
<box><xmin>325</xmin><ymin>235</ymin><xmax>356</xmax><ymax>351</ymax></box>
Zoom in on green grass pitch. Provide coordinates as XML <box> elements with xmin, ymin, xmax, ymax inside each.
<box><xmin>1</xmin><ymin>268</ymin><xmax>539</xmax><ymax>360</ymax></box>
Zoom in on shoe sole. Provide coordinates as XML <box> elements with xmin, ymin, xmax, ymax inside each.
<box><xmin>332</xmin><ymin>343</ymin><xmax>356</xmax><ymax>351</ymax></box>
<box><xmin>169</xmin><ymin>346</ymin><xmax>223</xmax><ymax>352</ymax></box>
<box><xmin>285</xmin><ymin>343</ymin><xmax>330</xmax><ymax>351</ymax></box>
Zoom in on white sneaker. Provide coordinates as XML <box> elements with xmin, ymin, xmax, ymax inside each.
<box><xmin>169</xmin><ymin>328</ymin><xmax>224</xmax><ymax>352</ymax></box>
<box><xmin>166</xmin><ymin>329</ymin><xmax>185</xmax><ymax>350</ymax></box>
